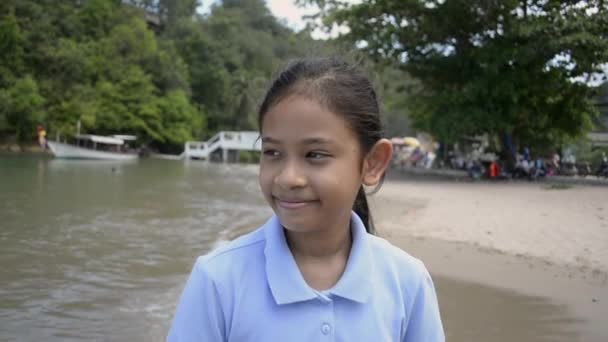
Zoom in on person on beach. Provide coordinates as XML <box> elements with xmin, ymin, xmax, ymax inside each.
<box><xmin>36</xmin><ymin>125</ymin><xmax>47</xmax><ymax>149</ymax></box>
<box><xmin>167</xmin><ymin>57</ymin><xmax>445</xmax><ymax>341</ymax></box>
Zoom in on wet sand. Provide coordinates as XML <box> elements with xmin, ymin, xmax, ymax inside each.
<box><xmin>372</xmin><ymin>174</ymin><xmax>608</xmax><ymax>341</ymax></box>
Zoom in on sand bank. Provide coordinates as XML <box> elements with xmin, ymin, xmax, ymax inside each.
<box><xmin>373</xmin><ymin>175</ymin><xmax>607</xmax><ymax>275</ymax></box>
<box><xmin>372</xmin><ymin>174</ymin><xmax>607</xmax><ymax>341</ymax></box>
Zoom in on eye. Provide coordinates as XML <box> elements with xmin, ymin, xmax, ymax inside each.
<box><xmin>263</xmin><ymin>149</ymin><xmax>281</xmax><ymax>158</ymax></box>
<box><xmin>306</xmin><ymin>151</ymin><xmax>329</xmax><ymax>160</ymax></box>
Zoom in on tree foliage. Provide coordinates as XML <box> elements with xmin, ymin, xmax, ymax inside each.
<box><xmin>0</xmin><ymin>75</ymin><xmax>45</xmax><ymax>142</ymax></box>
<box><xmin>0</xmin><ymin>0</ymin><xmax>317</xmax><ymax>149</ymax></box>
<box><xmin>304</xmin><ymin>0</ymin><xmax>608</xmax><ymax>150</ymax></box>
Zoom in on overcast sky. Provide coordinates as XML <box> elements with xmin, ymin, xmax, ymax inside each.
<box><xmin>198</xmin><ymin>0</ymin><xmax>315</xmax><ymax>31</ymax></box>
<box><xmin>266</xmin><ymin>0</ymin><xmax>318</xmax><ymax>30</ymax></box>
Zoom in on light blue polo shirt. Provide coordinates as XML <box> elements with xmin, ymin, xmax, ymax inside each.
<box><xmin>168</xmin><ymin>212</ymin><xmax>445</xmax><ymax>341</ymax></box>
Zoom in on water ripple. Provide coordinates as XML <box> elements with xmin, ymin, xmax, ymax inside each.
<box><xmin>0</xmin><ymin>158</ymin><xmax>268</xmax><ymax>341</ymax></box>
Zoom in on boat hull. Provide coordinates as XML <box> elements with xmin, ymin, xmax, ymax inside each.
<box><xmin>47</xmin><ymin>141</ymin><xmax>138</xmax><ymax>161</ymax></box>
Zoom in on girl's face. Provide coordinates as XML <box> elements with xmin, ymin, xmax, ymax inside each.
<box><xmin>259</xmin><ymin>95</ymin><xmax>367</xmax><ymax>234</ymax></box>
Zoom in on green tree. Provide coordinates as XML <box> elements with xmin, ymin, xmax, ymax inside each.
<box><xmin>304</xmin><ymin>0</ymin><xmax>608</xmax><ymax>152</ymax></box>
<box><xmin>0</xmin><ymin>0</ymin><xmax>328</xmax><ymax>149</ymax></box>
<box><xmin>155</xmin><ymin>89</ymin><xmax>204</xmax><ymax>147</ymax></box>
<box><xmin>0</xmin><ymin>75</ymin><xmax>45</xmax><ymax>143</ymax></box>
<box><xmin>80</xmin><ymin>0</ymin><xmax>118</xmax><ymax>39</ymax></box>
<box><xmin>0</xmin><ymin>12</ymin><xmax>24</xmax><ymax>86</ymax></box>
<box><xmin>170</xmin><ymin>0</ymin><xmax>315</xmax><ymax>134</ymax></box>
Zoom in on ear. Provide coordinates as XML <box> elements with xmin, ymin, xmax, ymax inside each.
<box><xmin>362</xmin><ymin>138</ymin><xmax>393</xmax><ymax>186</ymax></box>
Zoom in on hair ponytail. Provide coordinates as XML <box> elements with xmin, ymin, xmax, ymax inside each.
<box><xmin>353</xmin><ymin>186</ymin><xmax>374</xmax><ymax>234</ymax></box>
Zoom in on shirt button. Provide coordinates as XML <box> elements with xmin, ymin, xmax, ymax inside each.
<box><xmin>321</xmin><ymin>323</ymin><xmax>331</xmax><ymax>335</ymax></box>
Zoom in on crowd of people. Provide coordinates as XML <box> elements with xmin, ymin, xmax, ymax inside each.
<box><xmin>391</xmin><ymin>138</ymin><xmax>608</xmax><ymax>181</ymax></box>
<box><xmin>460</xmin><ymin>149</ymin><xmax>608</xmax><ymax>181</ymax></box>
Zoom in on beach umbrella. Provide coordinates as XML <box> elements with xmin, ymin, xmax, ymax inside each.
<box><xmin>390</xmin><ymin>137</ymin><xmax>404</xmax><ymax>145</ymax></box>
<box><xmin>403</xmin><ymin>137</ymin><xmax>420</xmax><ymax>147</ymax></box>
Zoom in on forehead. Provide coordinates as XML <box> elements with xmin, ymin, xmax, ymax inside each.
<box><xmin>261</xmin><ymin>95</ymin><xmax>357</xmax><ymax>143</ymax></box>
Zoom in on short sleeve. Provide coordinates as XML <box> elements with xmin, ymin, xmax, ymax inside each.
<box><xmin>167</xmin><ymin>258</ymin><xmax>226</xmax><ymax>342</ymax></box>
<box><xmin>403</xmin><ymin>265</ymin><xmax>445</xmax><ymax>342</ymax></box>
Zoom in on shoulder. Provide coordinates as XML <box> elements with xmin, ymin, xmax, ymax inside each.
<box><xmin>368</xmin><ymin>234</ymin><xmax>427</xmax><ymax>272</ymax></box>
<box><xmin>193</xmin><ymin>227</ymin><xmax>266</xmax><ymax>280</ymax></box>
<box><xmin>365</xmin><ymin>237</ymin><xmax>445</xmax><ymax>338</ymax></box>
<box><xmin>366</xmin><ymin>234</ymin><xmax>431</xmax><ymax>292</ymax></box>
<box><xmin>169</xmin><ymin>229</ymin><xmax>268</xmax><ymax>341</ymax></box>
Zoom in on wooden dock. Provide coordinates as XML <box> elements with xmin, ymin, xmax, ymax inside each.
<box><xmin>184</xmin><ymin>131</ymin><xmax>261</xmax><ymax>162</ymax></box>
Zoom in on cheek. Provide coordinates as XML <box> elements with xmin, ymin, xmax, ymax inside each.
<box><xmin>258</xmin><ymin>165</ymin><xmax>274</xmax><ymax>193</ymax></box>
<box><xmin>314</xmin><ymin>167</ymin><xmax>361</xmax><ymax>198</ymax></box>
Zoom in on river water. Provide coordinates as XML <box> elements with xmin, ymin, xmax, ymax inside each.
<box><xmin>0</xmin><ymin>154</ymin><xmax>271</xmax><ymax>341</ymax></box>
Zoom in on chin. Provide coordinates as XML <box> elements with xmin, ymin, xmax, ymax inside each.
<box><xmin>276</xmin><ymin>215</ymin><xmax>321</xmax><ymax>233</ymax></box>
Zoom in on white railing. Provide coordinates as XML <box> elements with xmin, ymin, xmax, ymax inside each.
<box><xmin>184</xmin><ymin>131</ymin><xmax>261</xmax><ymax>160</ymax></box>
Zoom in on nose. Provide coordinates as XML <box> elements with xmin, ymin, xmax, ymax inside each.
<box><xmin>274</xmin><ymin>159</ymin><xmax>307</xmax><ymax>189</ymax></box>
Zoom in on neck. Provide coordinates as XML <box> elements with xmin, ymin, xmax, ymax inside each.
<box><xmin>284</xmin><ymin>214</ymin><xmax>354</xmax><ymax>291</ymax></box>
<box><xmin>284</xmin><ymin>218</ymin><xmax>352</xmax><ymax>261</ymax></box>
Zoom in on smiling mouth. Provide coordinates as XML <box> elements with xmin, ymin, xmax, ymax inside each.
<box><xmin>273</xmin><ymin>197</ymin><xmax>317</xmax><ymax>210</ymax></box>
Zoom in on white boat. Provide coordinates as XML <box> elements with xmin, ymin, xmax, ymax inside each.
<box><xmin>47</xmin><ymin>134</ymin><xmax>138</xmax><ymax>161</ymax></box>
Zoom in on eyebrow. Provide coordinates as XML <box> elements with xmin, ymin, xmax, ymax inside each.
<box><xmin>261</xmin><ymin>136</ymin><xmax>335</xmax><ymax>145</ymax></box>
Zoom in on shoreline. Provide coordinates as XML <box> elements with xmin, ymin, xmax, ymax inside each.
<box><xmin>376</xmin><ymin>175</ymin><xmax>608</xmax><ymax>275</ymax></box>
<box><xmin>391</xmin><ymin>166</ymin><xmax>608</xmax><ymax>187</ymax></box>
<box><xmin>0</xmin><ymin>143</ymin><xmax>47</xmax><ymax>154</ymax></box>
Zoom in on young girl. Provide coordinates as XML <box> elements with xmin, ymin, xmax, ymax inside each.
<box><xmin>168</xmin><ymin>58</ymin><xmax>444</xmax><ymax>341</ymax></box>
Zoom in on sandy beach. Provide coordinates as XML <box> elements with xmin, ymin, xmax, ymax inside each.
<box><xmin>372</xmin><ymin>172</ymin><xmax>607</xmax><ymax>341</ymax></box>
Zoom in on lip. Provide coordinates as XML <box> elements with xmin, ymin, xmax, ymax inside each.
<box><xmin>274</xmin><ymin>197</ymin><xmax>316</xmax><ymax>210</ymax></box>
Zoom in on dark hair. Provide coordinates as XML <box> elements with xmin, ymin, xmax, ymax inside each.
<box><xmin>258</xmin><ymin>57</ymin><xmax>385</xmax><ymax>234</ymax></box>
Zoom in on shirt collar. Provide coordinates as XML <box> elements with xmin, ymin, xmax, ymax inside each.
<box><xmin>263</xmin><ymin>212</ymin><xmax>373</xmax><ymax>305</ymax></box>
